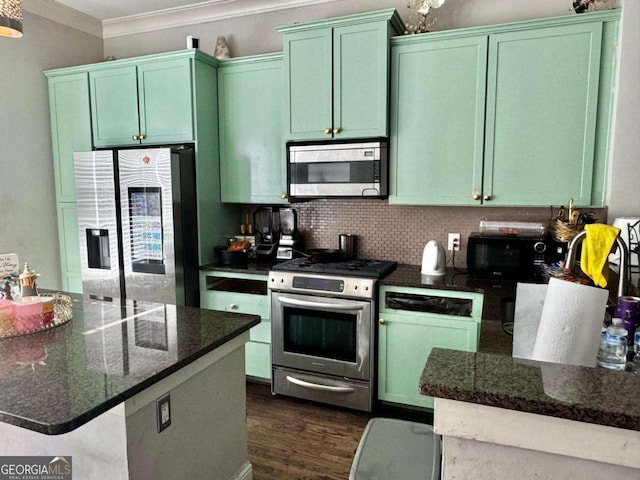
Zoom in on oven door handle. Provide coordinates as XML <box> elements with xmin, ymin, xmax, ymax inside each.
<box><xmin>286</xmin><ymin>375</ymin><xmax>355</xmax><ymax>393</ymax></box>
<box><xmin>276</xmin><ymin>296</ymin><xmax>364</xmax><ymax>311</ymax></box>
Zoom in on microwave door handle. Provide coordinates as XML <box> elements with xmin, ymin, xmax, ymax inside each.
<box><xmin>276</xmin><ymin>296</ymin><xmax>364</xmax><ymax>311</ymax></box>
<box><xmin>286</xmin><ymin>375</ymin><xmax>355</xmax><ymax>393</ymax></box>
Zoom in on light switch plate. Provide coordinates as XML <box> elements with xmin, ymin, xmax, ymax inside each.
<box><xmin>156</xmin><ymin>394</ymin><xmax>171</xmax><ymax>432</ymax></box>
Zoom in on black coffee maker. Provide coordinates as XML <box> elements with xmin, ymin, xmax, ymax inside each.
<box><xmin>253</xmin><ymin>207</ymin><xmax>280</xmax><ymax>261</ymax></box>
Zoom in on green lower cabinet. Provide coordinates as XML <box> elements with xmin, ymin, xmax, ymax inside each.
<box><xmin>200</xmin><ymin>271</ymin><xmax>271</xmax><ymax>381</ymax></box>
<box><xmin>378</xmin><ymin>286</ymin><xmax>483</xmax><ymax>409</ymax></box>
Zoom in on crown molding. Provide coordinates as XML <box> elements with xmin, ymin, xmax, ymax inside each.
<box><xmin>102</xmin><ymin>0</ymin><xmax>344</xmax><ymax>39</ymax></box>
<box><xmin>23</xmin><ymin>0</ymin><xmax>102</xmax><ymax>38</ymax></box>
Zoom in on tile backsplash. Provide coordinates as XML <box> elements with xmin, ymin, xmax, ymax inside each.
<box><xmin>243</xmin><ymin>200</ymin><xmax>607</xmax><ymax>267</ymax></box>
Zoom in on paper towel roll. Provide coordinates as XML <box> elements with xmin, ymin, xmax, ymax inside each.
<box><xmin>531</xmin><ymin>278</ymin><xmax>609</xmax><ymax>367</ymax></box>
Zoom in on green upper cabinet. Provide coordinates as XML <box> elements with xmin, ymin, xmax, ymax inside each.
<box><xmin>218</xmin><ymin>54</ymin><xmax>288</xmax><ymax>204</ymax></box>
<box><xmin>279</xmin><ymin>9</ymin><xmax>404</xmax><ymax>141</ymax></box>
<box><xmin>90</xmin><ymin>57</ymin><xmax>194</xmax><ymax>147</ymax></box>
<box><xmin>483</xmin><ymin>23</ymin><xmax>602</xmax><ymax>206</ymax></box>
<box><xmin>389</xmin><ymin>35</ymin><xmax>488</xmax><ymax>206</ymax></box>
<box><xmin>46</xmin><ymin>72</ymin><xmax>93</xmax><ymax>202</ymax></box>
<box><xmin>389</xmin><ymin>11</ymin><xmax>620</xmax><ymax>207</ymax></box>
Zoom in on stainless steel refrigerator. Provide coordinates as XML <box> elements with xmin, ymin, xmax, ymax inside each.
<box><xmin>73</xmin><ymin>146</ymin><xmax>199</xmax><ymax>306</ymax></box>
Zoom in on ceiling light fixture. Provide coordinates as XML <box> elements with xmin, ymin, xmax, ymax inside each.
<box><xmin>0</xmin><ymin>0</ymin><xmax>23</xmax><ymax>38</ymax></box>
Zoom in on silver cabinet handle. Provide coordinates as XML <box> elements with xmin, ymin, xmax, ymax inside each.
<box><xmin>286</xmin><ymin>375</ymin><xmax>355</xmax><ymax>393</ymax></box>
<box><xmin>277</xmin><ymin>296</ymin><xmax>363</xmax><ymax>311</ymax></box>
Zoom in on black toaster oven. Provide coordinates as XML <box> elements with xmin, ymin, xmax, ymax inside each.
<box><xmin>466</xmin><ymin>232</ymin><xmax>548</xmax><ymax>280</ymax></box>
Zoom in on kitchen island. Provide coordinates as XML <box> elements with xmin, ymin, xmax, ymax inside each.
<box><xmin>421</xmin><ymin>348</ymin><xmax>640</xmax><ymax>480</ymax></box>
<box><xmin>0</xmin><ymin>292</ymin><xmax>260</xmax><ymax>480</ymax></box>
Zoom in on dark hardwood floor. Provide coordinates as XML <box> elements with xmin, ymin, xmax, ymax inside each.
<box><xmin>246</xmin><ymin>381</ymin><xmax>434</xmax><ymax>480</ymax></box>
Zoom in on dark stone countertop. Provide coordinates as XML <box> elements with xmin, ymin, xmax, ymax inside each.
<box><xmin>420</xmin><ymin>348</ymin><xmax>640</xmax><ymax>432</ymax></box>
<box><xmin>0</xmin><ymin>292</ymin><xmax>259</xmax><ymax>435</ymax></box>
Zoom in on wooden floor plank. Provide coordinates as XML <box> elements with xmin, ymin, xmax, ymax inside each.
<box><xmin>246</xmin><ymin>381</ymin><xmax>433</xmax><ymax>480</ymax></box>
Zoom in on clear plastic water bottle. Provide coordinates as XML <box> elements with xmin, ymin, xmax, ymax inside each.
<box><xmin>632</xmin><ymin>331</ymin><xmax>640</xmax><ymax>374</ymax></box>
<box><xmin>597</xmin><ymin>319</ymin><xmax>628</xmax><ymax>371</ymax></box>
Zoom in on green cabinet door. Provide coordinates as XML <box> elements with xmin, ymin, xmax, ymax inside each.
<box><xmin>389</xmin><ymin>35</ymin><xmax>488</xmax><ymax>205</ymax></box>
<box><xmin>333</xmin><ymin>21</ymin><xmax>391</xmax><ymax>139</ymax></box>
<box><xmin>378</xmin><ymin>312</ymin><xmax>479</xmax><ymax>409</ymax></box>
<box><xmin>281</xmin><ymin>9</ymin><xmax>402</xmax><ymax>141</ymax></box>
<box><xmin>378</xmin><ymin>286</ymin><xmax>482</xmax><ymax>409</ymax></box>
<box><xmin>47</xmin><ymin>72</ymin><xmax>93</xmax><ymax>202</ymax></box>
<box><xmin>283</xmin><ymin>28</ymin><xmax>333</xmax><ymax>141</ymax></box>
<box><xmin>218</xmin><ymin>54</ymin><xmax>287</xmax><ymax>204</ymax></box>
<box><xmin>137</xmin><ymin>58</ymin><xmax>194</xmax><ymax>145</ymax></box>
<box><xmin>483</xmin><ymin>23</ymin><xmax>603</xmax><ymax>206</ymax></box>
<box><xmin>90</xmin><ymin>59</ymin><xmax>194</xmax><ymax>147</ymax></box>
<box><xmin>90</xmin><ymin>66</ymin><xmax>140</xmax><ymax>147</ymax></box>
<box><xmin>45</xmin><ymin>71</ymin><xmax>92</xmax><ymax>292</ymax></box>
<box><xmin>56</xmin><ymin>203</ymin><xmax>82</xmax><ymax>293</ymax></box>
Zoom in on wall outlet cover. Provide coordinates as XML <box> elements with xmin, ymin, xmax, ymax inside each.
<box><xmin>156</xmin><ymin>394</ymin><xmax>171</xmax><ymax>433</ymax></box>
<box><xmin>448</xmin><ymin>233</ymin><xmax>461</xmax><ymax>251</ymax></box>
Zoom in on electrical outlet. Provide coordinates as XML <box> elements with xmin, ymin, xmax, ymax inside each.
<box><xmin>156</xmin><ymin>394</ymin><xmax>171</xmax><ymax>433</ymax></box>
<box><xmin>448</xmin><ymin>233</ymin><xmax>461</xmax><ymax>251</ymax></box>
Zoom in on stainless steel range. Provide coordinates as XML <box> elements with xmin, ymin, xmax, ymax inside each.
<box><xmin>269</xmin><ymin>258</ymin><xmax>397</xmax><ymax>412</ymax></box>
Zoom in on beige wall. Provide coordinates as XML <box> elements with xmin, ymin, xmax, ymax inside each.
<box><xmin>0</xmin><ymin>12</ymin><xmax>103</xmax><ymax>289</ymax></box>
<box><xmin>103</xmin><ymin>0</ymin><xmax>572</xmax><ymax>59</ymax></box>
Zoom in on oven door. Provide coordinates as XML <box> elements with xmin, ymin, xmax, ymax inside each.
<box><xmin>271</xmin><ymin>291</ymin><xmax>373</xmax><ymax>381</ymax></box>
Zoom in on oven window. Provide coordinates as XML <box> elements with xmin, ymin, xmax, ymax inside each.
<box><xmin>283</xmin><ymin>307</ymin><xmax>357</xmax><ymax>363</ymax></box>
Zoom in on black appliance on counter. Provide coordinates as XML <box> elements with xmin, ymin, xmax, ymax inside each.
<box><xmin>276</xmin><ymin>208</ymin><xmax>303</xmax><ymax>261</ymax></box>
<box><xmin>253</xmin><ymin>207</ymin><xmax>280</xmax><ymax>261</ymax></box>
<box><xmin>466</xmin><ymin>232</ymin><xmax>548</xmax><ymax>281</ymax></box>
<box><xmin>268</xmin><ymin>258</ymin><xmax>397</xmax><ymax>412</ymax></box>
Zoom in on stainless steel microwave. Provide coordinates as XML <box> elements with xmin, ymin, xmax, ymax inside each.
<box><xmin>287</xmin><ymin>140</ymin><xmax>388</xmax><ymax>198</ymax></box>
<box><xmin>466</xmin><ymin>232</ymin><xmax>548</xmax><ymax>280</ymax></box>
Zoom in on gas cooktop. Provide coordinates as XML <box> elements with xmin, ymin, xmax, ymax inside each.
<box><xmin>271</xmin><ymin>258</ymin><xmax>397</xmax><ymax>279</ymax></box>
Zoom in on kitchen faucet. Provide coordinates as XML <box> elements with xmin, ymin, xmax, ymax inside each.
<box><xmin>565</xmin><ymin>230</ymin><xmax>629</xmax><ymax>299</ymax></box>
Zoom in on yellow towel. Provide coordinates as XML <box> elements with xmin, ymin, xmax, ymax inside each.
<box><xmin>580</xmin><ymin>223</ymin><xmax>620</xmax><ymax>287</ymax></box>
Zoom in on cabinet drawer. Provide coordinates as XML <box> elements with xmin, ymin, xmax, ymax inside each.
<box><xmin>201</xmin><ymin>290</ymin><xmax>269</xmax><ymax>318</ymax></box>
<box><xmin>201</xmin><ymin>273</ymin><xmax>270</xmax><ymax>318</ymax></box>
<box><xmin>379</xmin><ymin>286</ymin><xmax>483</xmax><ymax>322</ymax></box>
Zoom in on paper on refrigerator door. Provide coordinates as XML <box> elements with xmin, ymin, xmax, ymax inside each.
<box><xmin>514</xmin><ymin>278</ymin><xmax>608</xmax><ymax>367</ymax></box>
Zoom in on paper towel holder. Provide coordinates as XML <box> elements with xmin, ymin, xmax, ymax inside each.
<box><xmin>565</xmin><ymin>230</ymin><xmax>629</xmax><ymax>299</ymax></box>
